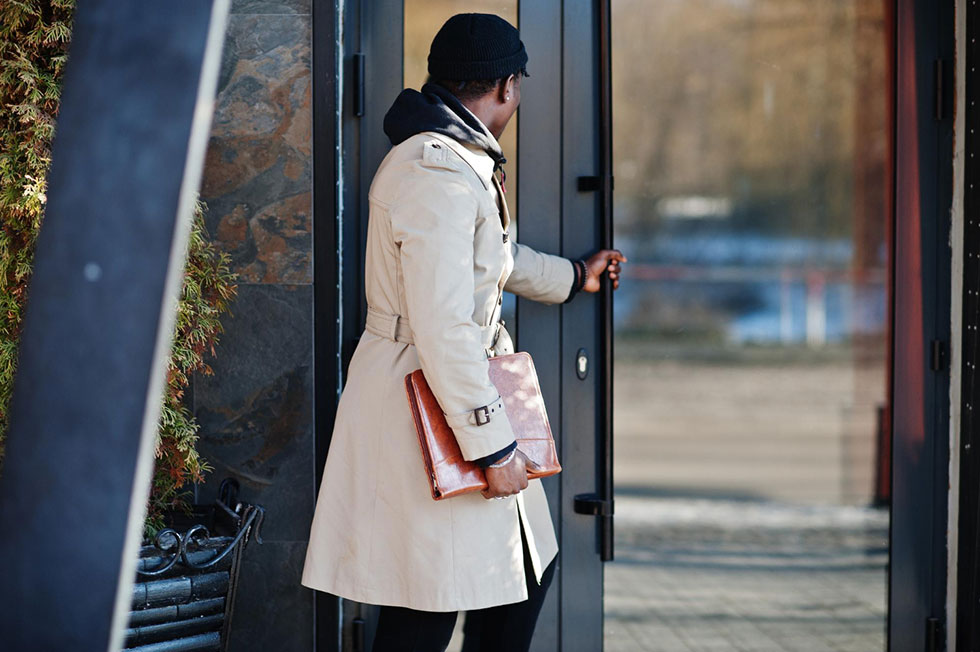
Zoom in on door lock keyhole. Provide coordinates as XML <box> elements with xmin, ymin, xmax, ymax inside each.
<box><xmin>576</xmin><ymin>348</ymin><xmax>589</xmax><ymax>380</ymax></box>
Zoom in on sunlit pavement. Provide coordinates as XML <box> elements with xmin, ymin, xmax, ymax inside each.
<box><xmin>605</xmin><ymin>493</ymin><xmax>888</xmax><ymax>652</ymax></box>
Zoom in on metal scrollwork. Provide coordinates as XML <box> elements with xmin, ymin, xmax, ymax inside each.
<box><xmin>137</xmin><ymin>504</ymin><xmax>265</xmax><ymax>577</ymax></box>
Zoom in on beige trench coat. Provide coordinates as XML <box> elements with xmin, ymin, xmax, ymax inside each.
<box><xmin>300</xmin><ymin>130</ymin><xmax>575</xmax><ymax>612</ymax></box>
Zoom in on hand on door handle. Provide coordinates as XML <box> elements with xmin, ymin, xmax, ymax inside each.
<box><xmin>582</xmin><ymin>249</ymin><xmax>627</xmax><ymax>292</ymax></box>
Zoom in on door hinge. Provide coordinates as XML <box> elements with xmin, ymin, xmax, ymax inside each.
<box><xmin>353</xmin><ymin>52</ymin><xmax>365</xmax><ymax>117</ymax></box>
<box><xmin>925</xmin><ymin>617</ymin><xmax>942</xmax><ymax>652</ymax></box>
<box><xmin>931</xmin><ymin>340</ymin><xmax>947</xmax><ymax>372</ymax></box>
<box><xmin>935</xmin><ymin>59</ymin><xmax>945</xmax><ymax>121</ymax></box>
<box><xmin>576</xmin><ymin>175</ymin><xmax>614</xmax><ymax>192</ymax></box>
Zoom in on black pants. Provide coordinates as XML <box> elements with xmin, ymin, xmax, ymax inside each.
<box><xmin>372</xmin><ymin>525</ymin><xmax>556</xmax><ymax>652</ymax></box>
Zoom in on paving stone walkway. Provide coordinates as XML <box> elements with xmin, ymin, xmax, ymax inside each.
<box><xmin>604</xmin><ymin>493</ymin><xmax>889</xmax><ymax>652</ymax></box>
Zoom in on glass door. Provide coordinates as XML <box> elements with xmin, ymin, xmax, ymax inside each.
<box><xmin>606</xmin><ymin>1</ymin><xmax>893</xmax><ymax>649</ymax></box>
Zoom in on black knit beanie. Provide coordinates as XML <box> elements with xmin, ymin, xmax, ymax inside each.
<box><xmin>427</xmin><ymin>13</ymin><xmax>528</xmax><ymax>81</ymax></box>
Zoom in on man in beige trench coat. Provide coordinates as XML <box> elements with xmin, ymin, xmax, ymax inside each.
<box><xmin>300</xmin><ymin>13</ymin><xmax>626</xmax><ymax>652</ymax></box>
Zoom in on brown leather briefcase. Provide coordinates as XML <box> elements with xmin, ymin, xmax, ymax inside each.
<box><xmin>404</xmin><ymin>351</ymin><xmax>562</xmax><ymax>500</ymax></box>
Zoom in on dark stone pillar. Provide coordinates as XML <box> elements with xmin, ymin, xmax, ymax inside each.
<box><xmin>194</xmin><ymin>1</ymin><xmax>315</xmax><ymax>650</ymax></box>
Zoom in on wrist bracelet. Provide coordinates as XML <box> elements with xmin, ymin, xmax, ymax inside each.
<box><xmin>576</xmin><ymin>259</ymin><xmax>588</xmax><ymax>292</ymax></box>
<box><xmin>487</xmin><ymin>449</ymin><xmax>517</xmax><ymax>469</ymax></box>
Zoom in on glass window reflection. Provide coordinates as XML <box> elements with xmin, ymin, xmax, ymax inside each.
<box><xmin>609</xmin><ymin>0</ymin><xmax>890</xmax><ymax>648</ymax></box>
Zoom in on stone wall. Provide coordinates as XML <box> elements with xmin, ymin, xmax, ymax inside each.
<box><xmin>194</xmin><ymin>1</ymin><xmax>315</xmax><ymax>649</ymax></box>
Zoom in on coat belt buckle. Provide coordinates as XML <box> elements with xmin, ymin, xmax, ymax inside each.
<box><xmin>473</xmin><ymin>405</ymin><xmax>492</xmax><ymax>426</ymax></box>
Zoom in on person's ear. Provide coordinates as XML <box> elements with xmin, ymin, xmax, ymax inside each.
<box><xmin>501</xmin><ymin>74</ymin><xmax>517</xmax><ymax>103</ymax></box>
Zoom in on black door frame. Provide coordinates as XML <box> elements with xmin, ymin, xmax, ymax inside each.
<box><xmin>311</xmin><ymin>0</ymin><xmax>342</xmax><ymax>648</ymax></box>
<box><xmin>556</xmin><ymin>2</ymin><xmax>608</xmax><ymax>649</ymax></box>
<box><xmin>890</xmin><ymin>0</ymin><xmax>953</xmax><ymax>650</ymax></box>
<box><xmin>957</xmin><ymin>0</ymin><xmax>980</xmax><ymax>647</ymax></box>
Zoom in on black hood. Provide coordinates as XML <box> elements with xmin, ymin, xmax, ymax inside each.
<box><xmin>383</xmin><ymin>82</ymin><xmax>506</xmax><ymax>170</ymax></box>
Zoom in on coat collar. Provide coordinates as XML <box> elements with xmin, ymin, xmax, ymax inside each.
<box><xmin>422</xmin><ymin>131</ymin><xmax>496</xmax><ymax>190</ymax></box>
<box><xmin>420</xmin><ymin>131</ymin><xmax>510</xmax><ymax>231</ymax></box>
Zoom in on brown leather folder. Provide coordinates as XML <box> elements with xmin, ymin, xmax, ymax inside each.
<box><xmin>404</xmin><ymin>351</ymin><xmax>562</xmax><ymax>500</ymax></box>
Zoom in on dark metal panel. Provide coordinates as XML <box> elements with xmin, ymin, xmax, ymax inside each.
<box><xmin>560</xmin><ymin>1</ymin><xmax>605</xmax><ymax>650</ymax></box>
<box><xmin>337</xmin><ymin>1</ymin><xmax>404</xmax><ymax>649</ymax></box>
<box><xmin>311</xmin><ymin>0</ymin><xmax>342</xmax><ymax>650</ymax></box>
<box><xmin>958</xmin><ymin>0</ymin><xmax>980</xmax><ymax>648</ymax></box>
<box><xmin>517</xmin><ymin>2</ymin><xmax>564</xmax><ymax>649</ymax></box>
<box><xmin>339</xmin><ymin>0</ymin><xmax>367</xmax><ymax>381</ymax></box>
<box><xmin>0</xmin><ymin>2</ymin><xmax>228</xmax><ymax>650</ymax></box>
<box><xmin>891</xmin><ymin>0</ymin><xmax>952</xmax><ymax>648</ymax></box>
<box><xmin>355</xmin><ymin>0</ymin><xmax>404</xmax><ymax>346</ymax></box>
<box><xmin>312</xmin><ymin>0</ymin><xmax>339</xmax><ymax>507</ymax></box>
<box><xmin>595</xmin><ymin>0</ymin><xmax>615</xmax><ymax>564</ymax></box>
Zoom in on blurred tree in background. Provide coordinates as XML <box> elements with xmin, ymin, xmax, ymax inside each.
<box><xmin>613</xmin><ymin>0</ymin><xmax>887</xmax><ymax>245</ymax></box>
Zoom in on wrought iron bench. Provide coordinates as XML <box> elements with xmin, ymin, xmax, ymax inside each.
<box><xmin>124</xmin><ymin>478</ymin><xmax>265</xmax><ymax>651</ymax></box>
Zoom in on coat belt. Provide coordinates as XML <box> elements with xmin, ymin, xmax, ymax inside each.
<box><xmin>364</xmin><ymin>306</ymin><xmax>501</xmax><ymax>356</ymax></box>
